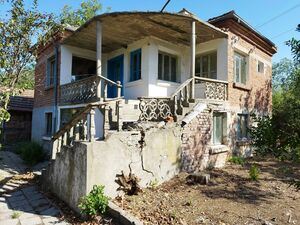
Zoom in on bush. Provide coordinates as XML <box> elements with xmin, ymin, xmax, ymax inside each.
<box><xmin>249</xmin><ymin>165</ymin><xmax>259</xmax><ymax>181</ymax></box>
<box><xmin>16</xmin><ymin>142</ymin><xmax>45</xmax><ymax>166</ymax></box>
<box><xmin>228</xmin><ymin>156</ymin><xmax>245</xmax><ymax>165</ymax></box>
<box><xmin>78</xmin><ymin>185</ymin><xmax>109</xmax><ymax>217</ymax></box>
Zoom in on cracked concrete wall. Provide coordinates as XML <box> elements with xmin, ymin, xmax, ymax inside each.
<box><xmin>87</xmin><ymin>125</ymin><xmax>182</xmax><ymax>198</ymax></box>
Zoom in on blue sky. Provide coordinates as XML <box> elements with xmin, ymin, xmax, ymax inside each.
<box><xmin>1</xmin><ymin>0</ymin><xmax>300</xmax><ymax>62</ymax></box>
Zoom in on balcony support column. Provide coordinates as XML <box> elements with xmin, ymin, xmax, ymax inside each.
<box><xmin>190</xmin><ymin>20</ymin><xmax>196</xmax><ymax>100</ymax></box>
<box><xmin>96</xmin><ymin>20</ymin><xmax>102</xmax><ymax>101</ymax></box>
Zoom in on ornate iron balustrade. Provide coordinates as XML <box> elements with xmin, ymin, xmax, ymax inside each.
<box><xmin>60</xmin><ymin>75</ymin><xmax>99</xmax><ymax>105</ymax></box>
<box><xmin>138</xmin><ymin>97</ymin><xmax>173</xmax><ymax>121</ymax></box>
<box><xmin>195</xmin><ymin>77</ymin><xmax>228</xmax><ymax>101</ymax></box>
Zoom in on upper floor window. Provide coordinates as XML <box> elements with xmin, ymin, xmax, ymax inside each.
<box><xmin>234</xmin><ymin>52</ymin><xmax>247</xmax><ymax>85</ymax></box>
<box><xmin>158</xmin><ymin>52</ymin><xmax>177</xmax><ymax>82</ymax></box>
<box><xmin>213</xmin><ymin>112</ymin><xmax>224</xmax><ymax>144</ymax></box>
<box><xmin>72</xmin><ymin>56</ymin><xmax>96</xmax><ymax>81</ymax></box>
<box><xmin>130</xmin><ymin>49</ymin><xmax>142</xmax><ymax>81</ymax></box>
<box><xmin>195</xmin><ymin>51</ymin><xmax>217</xmax><ymax>79</ymax></box>
<box><xmin>45</xmin><ymin>112</ymin><xmax>53</xmax><ymax>136</ymax></box>
<box><xmin>237</xmin><ymin>113</ymin><xmax>249</xmax><ymax>140</ymax></box>
<box><xmin>257</xmin><ymin>60</ymin><xmax>265</xmax><ymax>73</ymax></box>
<box><xmin>46</xmin><ymin>56</ymin><xmax>55</xmax><ymax>87</ymax></box>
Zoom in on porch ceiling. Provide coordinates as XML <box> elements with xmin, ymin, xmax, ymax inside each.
<box><xmin>62</xmin><ymin>12</ymin><xmax>228</xmax><ymax>53</ymax></box>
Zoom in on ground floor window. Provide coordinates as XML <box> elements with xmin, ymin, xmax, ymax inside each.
<box><xmin>237</xmin><ymin>114</ymin><xmax>249</xmax><ymax>140</ymax></box>
<box><xmin>60</xmin><ymin>108</ymin><xmax>83</xmax><ymax>127</ymax></box>
<box><xmin>45</xmin><ymin>112</ymin><xmax>52</xmax><ymax>136</ymax></box>
<box><xmin>130</xmin><ymin>49</ymin><xmax>142</xmax><ymax>81</ymax></box>
<box><xmin>158</xmin><ymin>51</ymin><xmax>177</xmax><ymax>82</ymax></box>
<box><xmin>213</xmin><ymin>112</ymin><xmax>224</xmax><ymax>144</ymax></box>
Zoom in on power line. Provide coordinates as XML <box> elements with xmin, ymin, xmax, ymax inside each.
<box><xmin>160</xmin><ymin>0</ymin><xmax>171</xmax><ymax>12</ymax></box>
<box><xmin>255</xmin><ymin>3</ymin><xmax>300</xmax><ymax>29</ymax></box>
<box><xmin>271</xmin><ymin>27</ymin><xmax>296</xmax><ymax>39</ymax></box>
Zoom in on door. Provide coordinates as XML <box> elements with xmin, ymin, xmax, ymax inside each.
<box><xmin>107</xmin><ymin>55</ymin><xmax>124</xmax><ymax>98</ymax></box>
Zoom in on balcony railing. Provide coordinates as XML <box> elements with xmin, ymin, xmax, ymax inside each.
<box><xmin>59</xmin><ymin>75</ymin><xmax>122</xmax><ymax>105</ymax></box>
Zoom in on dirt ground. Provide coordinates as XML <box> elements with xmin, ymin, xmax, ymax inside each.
<box><xmin>114</xmin><ymin>157</ymin><xmax>300</xmax><ymax>225</ymax></box>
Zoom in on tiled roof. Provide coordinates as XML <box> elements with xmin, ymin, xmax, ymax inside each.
<box><xmin>8</xmin><ymin>90</ymin><xmax>34</xmax><ymax>111</ymax></box>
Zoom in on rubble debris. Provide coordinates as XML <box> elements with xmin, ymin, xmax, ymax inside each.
<box><xmin>116</xmin><ymin>171</ymin><xmax>141</xmax><ymax>195</ymax></box>
<box><xmin>186</xmin><ymin>173</ymin><xmax>210</xmax><ymax>185</ymax></box>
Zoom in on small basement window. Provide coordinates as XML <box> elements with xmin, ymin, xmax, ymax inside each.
<box><xmin>257</xmin><ymin>60</ymin><xmax>265</xmax><ymax>73</ymax></box>
<box><xmin>237</xmin><ymin>114</ymin><xmax>249</xmax><ymax>140</ymax></box>
<box><xmin>158</xmin><ymin>51</ymin><xmax>177</xmax><ymax>82</ymax></box>
<box><xmin>45</xmin><ymin>112</ymin><xmax>53</xmax><ymax>136</ymax></box>
<box><xmin>71</xmin><ymin>56</ymin><xmax>96</xmax><ymax>81</ymax></box>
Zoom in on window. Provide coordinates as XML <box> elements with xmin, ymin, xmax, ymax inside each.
<box><xmin>46</xmin><ymin>56</ymin><xmax>55</xmax><ymax>87</ymax></box>
<box><xmin>45</xmin><ymin>113</ymin><xmax>53</xmax><ymax>136</ymax></box>
<box><xmin>195</xmin><ymin>52</ymin><xmax>217</xmax><ymax>79</ymax></box>
<box><xmin>237</xmin><ymin>114</ymin><xmax>248</xmax><ymax>140</ymax></box>
<box><xmin>130</xmin><ymin>49</ymin><xmax>142</xmax><ymax>81</ymax></box>
<box><xmin>234</xmin><ymin>52</ymin><xmax>247</xmax><ymax>85</ymax></box>
<box><xmin>213</xmin><ymin>113</ymin><xmax>223</xmax><ymax>144</ymax></box>
<box><xmin>158</xmin><ymin>52</ymin><xmax>177</xmax><ymax>82</ymax></box>
<box><xmin>72</xmin><ymin>56</ymin><xmax>96</xmax><ymax>81</ymax></box>
<box><xmin>257</xmin><ymin>60</ymin><xmax>264</xmax><ymax>73</ymax></box>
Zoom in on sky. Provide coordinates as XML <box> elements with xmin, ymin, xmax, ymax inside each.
<box><xmin>1</xmin><ymin>0</ymin><xmax>300</xmax><ymax>63</ymax></box>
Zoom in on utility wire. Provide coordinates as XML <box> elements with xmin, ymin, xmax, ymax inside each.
<box><xmin>160</xmin><ymin>0</ymin><xmax>171</xmax><ymax>12</ymax></box>
<box><xmin>271</xmin><ymin>27</ymin><xmax>296</xmax><ymax>39</ymax></box>
<box><xmin>255</xmin><ymin>3</ymin><xmax>300</xmax><ymax>29</ymax></box>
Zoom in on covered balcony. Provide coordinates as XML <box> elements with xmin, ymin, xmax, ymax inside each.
<box><xmin>59</xmin><ymin>11</ymin><xmax>228</xmax><ymax>106</ymax></box>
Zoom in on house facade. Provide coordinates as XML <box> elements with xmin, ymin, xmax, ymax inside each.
<box><xmin>33</xmin><ymin>10</ymin><xmax>276</xmax><ymax>208</ymax></box>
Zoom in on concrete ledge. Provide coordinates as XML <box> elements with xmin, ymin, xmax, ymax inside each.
<box><xmin>107</xmin><ymin>202</ymin><xmax>143</xmax><ymax>225</ymax></box>
<box><xmin>209</xmin><ymin>145</ymin><xmax>229</xmax><ymax>154</ymax></box>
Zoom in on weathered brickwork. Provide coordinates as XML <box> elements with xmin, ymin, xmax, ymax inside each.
<box><xmin>181</xmin><ymin>110</ymin><xmax>212</xmax><ymax>172</ymax></box>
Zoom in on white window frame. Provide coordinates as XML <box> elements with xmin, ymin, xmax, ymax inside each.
<box><xmin>195</xmin><ymin>51</ymin><xmax>217</xmax><ymax>79</ymax></box>
<box><xmin>234</xmin><ymin>52</ymin><xmax>247</xmax><ymax>85</ymax></box>
<box><xmin>158</xmin><ymin>51</ymin><xmax>178</xmax><ymax>82</ymax></box>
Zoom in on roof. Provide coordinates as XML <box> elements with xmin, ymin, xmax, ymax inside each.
<box><xmin>62</xmin><ymin>11</ymin><xmax>228</xmax><ymax>53</ymax></box>
<box><xmin>8</xmin><ymin>90</ymin><xmax>34</xmax><ymax>112</ymax></box>
<box><xmin>208</xmin><ymin>10</ymin><xmax>277</xmax><ymax>55</ymax></box>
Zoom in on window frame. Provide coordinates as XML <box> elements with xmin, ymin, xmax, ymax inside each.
<box><xmin>158</xmin><ymin>51</ymin><xmax>178</xmax><ymax>82</ymax></box>
<box><xmin>45</xmin><ymin>112</ymin><xmax>53</xmax><ymax>136</ymax></box>
<box><xmin>234</xmin><ymin>52</ymin><xmax>247</xmax><ymax>85</ymax></box>
<box><xmin>46</xmin><ymin>56</ymin><xmax>55</xmax><ymax>88</ymax></box>
<box><xmin>257</xmin><ymin>60</ymin><xmax>265</xmax><ymax>73</ymax></box>
<box><xmin>213</xmin><ymin>112</ymin><xmax>224</xmax><ymax>145</ymax></box>
<box><xmin>130</xmin><ymin>48</ymin><xmax>142</xmax><ymax>82</ymax></box>
<box><xmin>195</xmin><ymin>51</ymin><xmax>217</xmax><ymax>79</ymax></box>
<box><xmin>237</xmin><ymin>113</ymin><xmax>249</xmax><ymax>140</ymax></box>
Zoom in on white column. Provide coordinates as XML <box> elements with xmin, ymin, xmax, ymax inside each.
<box><xmin>96</xmin><ymin>21</ymin><xmax>102</xmax><ymax>100</ymax></box>
<box><xmin>190</xmin><ymin>20</ymin><xmax>196</xmax><ymax>99</ymax></box>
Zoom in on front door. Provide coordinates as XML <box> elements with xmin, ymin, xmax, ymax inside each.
<box><xmin>107</xmin><ymin>55</ymin><xmax>124</xmax><ymax>98</ymax></box>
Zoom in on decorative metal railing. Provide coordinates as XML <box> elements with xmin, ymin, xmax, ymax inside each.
<box><xmin>195</xmin><ymin>77</ymin><xmax>228</xmax><ymax>101</ymax></box>
<box><xmin>59</xmin><ymin>75</ymin><xmax>122</xmax><ymax>105</ymax></box>
<box><xmin>138</xmin><ymin>77</ymin><xmax>228</xmax><ymax>121</ymax></box>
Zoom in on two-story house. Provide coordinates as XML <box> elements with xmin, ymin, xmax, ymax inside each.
<box><xmin>33</xmin><ymin>10</ymin><xmax>276</xmax><ymax>209</ymax></box>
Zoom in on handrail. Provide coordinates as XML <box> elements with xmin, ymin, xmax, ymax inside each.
<box><xmin>170</xmin><ymin>77</ymin><xmax>193</xmax><ymax>98</ymax></box>
<box><xmin>52</xmin><ymin>104</ymin><xmax>93</xmax><ymax>141</ymax></box>
<box><xmin>194</xmin><ymin>76</ymin><xmax>228</xmax><ymax>84</ymax></box>
<box><xmin>60</xmin><ymin>75</ymin><xmax>122</xmax><ymax>88</ymax></box>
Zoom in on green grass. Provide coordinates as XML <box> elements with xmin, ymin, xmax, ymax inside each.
<box><xmin>228</xmin><ymin>156</ymin><xmax>245</xmax><ymax>165</ymax></box>
<box><xmin>11</xmin><ymin>211</ymin><xmax>21</xmax><ymax>219</ymax></box>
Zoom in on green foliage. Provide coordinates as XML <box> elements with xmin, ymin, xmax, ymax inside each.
<box><xmin>59</xmin><ymin>0</ymin><xmax>109</xmax><ymax>27</ymax></box>
<box><xmin>78</xmin><ymin>185</ymin><xmax>109</xmax><ymax>216</ymax></box>
<box><xmin>11</xmin><ymin>211</ymin><xmax>21</xmax><ymax>219</ymax></box>
<box><xmin>249</xmin><ymin>165</ymin><xmax>259</xmax><ymax>181</ymax></box>
<box><xmin>228</xmin><ymin>156</ymin><xmax>245</xmax><ymax>165</ymax></box>
<box><xmin>0</xmin><ymin>0</ymin><xmax>59</xmax><ymax>124</ymax></box>
<box><xmin>16</xmin><ymin>142</ymin><xmax>45</xmax><ymax>166</ymax></box>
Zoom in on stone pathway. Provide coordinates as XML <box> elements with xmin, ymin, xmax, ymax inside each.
<box><xmin>0</xmin><ymin>151</ymin><xmax>69</xmax><ymax>225</ymax></box>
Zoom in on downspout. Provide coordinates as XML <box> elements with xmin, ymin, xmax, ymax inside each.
<box><xmin>53</xmin><ymin>45</ymin><xmax>59</xmax><ymax>133</ymax></box>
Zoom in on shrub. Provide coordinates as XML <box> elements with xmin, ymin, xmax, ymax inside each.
<box><xmin>16</xmin><ymin>142</ymin><xmax>45</xmax><ymax>166</ymax></box>
<box><xmin>228</xmin><ymin>156</ymin><xmax>245</xmax><ymax>165</ymax></box>
<box><xmin>249</xmin><ymin>165</ymin><xmax>259</xmax><ymax>181</ymax></box>
<box><xmin>78</xmin><ymin>185</ymin><xmax>109</xmax><ymax>217</ymax></box>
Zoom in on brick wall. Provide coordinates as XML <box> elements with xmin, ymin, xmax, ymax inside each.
<box><xmin>181</xmin><ymin>109</ymin><xmax>212</xmax><ymax>172</ymax></box>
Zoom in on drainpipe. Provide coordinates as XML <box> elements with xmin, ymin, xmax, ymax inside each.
<box><xmin>53</xmin><ymin>45</ymin><xmax>59</xmax><ymax>133</ymax></box>
<box><xmin>190</xmin><ymin>20</ymin><xmax>196</xmax><ymax>100</ymax></box>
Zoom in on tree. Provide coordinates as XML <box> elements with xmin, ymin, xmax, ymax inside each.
<box><xmin>59</xmin><ymin>0</ymin><xmax>109</xmax><ymax>27</ymax></box>
<box><xmin>0</xmin><ymin>0</ymin><xmax>58</xmax><ymax>123</ymax></box>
